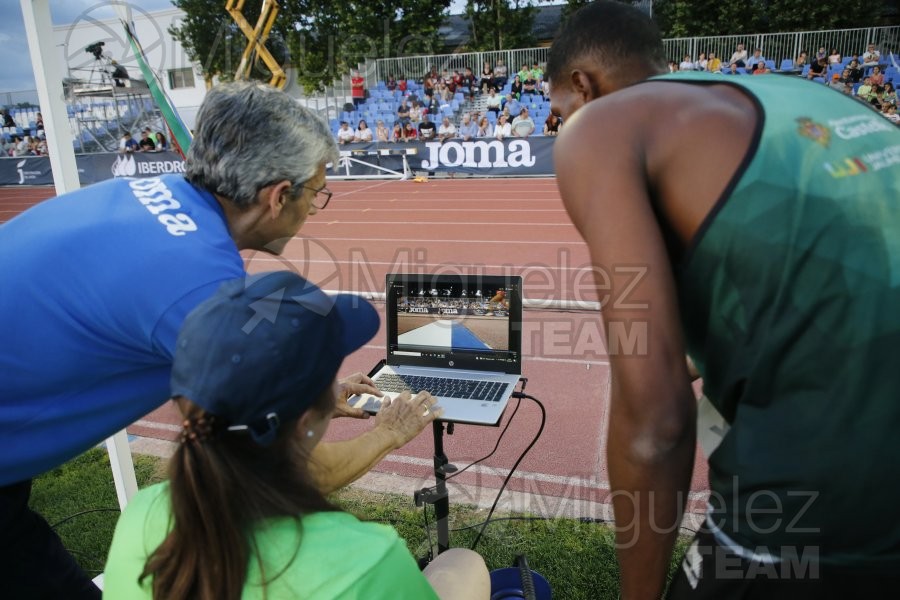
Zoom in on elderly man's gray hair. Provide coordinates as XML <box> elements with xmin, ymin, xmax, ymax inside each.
<box><xmin>185</xmin><ymin>81</ymin><xmax>338</xmax><ymax>209</ymax></box>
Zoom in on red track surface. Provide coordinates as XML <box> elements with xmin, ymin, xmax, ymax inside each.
<box><xmin>1</xmin><ymin>179</ymin><xmax>710</xmax><ymax>511</ymax></box>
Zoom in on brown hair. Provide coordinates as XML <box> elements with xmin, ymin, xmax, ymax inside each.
<box><xmin>140</xmin><ymin>388</ymin><xmax>337</xmax><ymax>600</ymax></box>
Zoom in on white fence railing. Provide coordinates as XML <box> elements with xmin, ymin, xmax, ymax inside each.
<box><xmin>370</xmin><ymin>25</ymin><xmax>900</xmax><ymax>82</ymax></box>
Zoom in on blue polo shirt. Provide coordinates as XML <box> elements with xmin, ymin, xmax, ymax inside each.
<box><xmin>0</xmin><ymin>175</ymin><xmax>244</xmax><ymax>485</ymax></box>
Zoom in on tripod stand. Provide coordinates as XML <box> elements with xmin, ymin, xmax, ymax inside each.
<box><xmin>414</xmin><ymin>420</ymin><xmax>457</xmax><ymax>555</ymax></box>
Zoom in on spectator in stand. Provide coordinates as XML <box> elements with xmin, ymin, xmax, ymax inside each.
<box><xmin>402</xmin><ymin>121</ymin><xmax>418</xmax><ymax>142</ymax></box>
<box><xmin>752</xmin><ymin>62</ymin><xmax>771</xmax><ymax>75</ymax></box>
<box><xmin>517</xmin><ymin>64</ymin><xmax>530</xmax><ymax>83</ymax></box>
<box><xmin>418</xmin><ymin>113</ymin><xmax>436</xmax><ymax>141</ymax></box>
<box><xmin>870</xmin><ymin>66</ymin><xmax>885</xmax><ymax>87</ymax></box>
<box><xmin>815</xmin><ymin>46</ymin><xmax>827</xmax><ymax>62</ymax></box>
<box><xmin>847</xmin><ymin>59</ymin><xmax>863</xmax><ymax>83</ymax></box>
<box><xmin>503</xmin><ymin>93</ymin><xmax>521</xmax><ymax>117</ymax></box>
<box><xmin>477</xmin><ymin>116</ymin><xmax>493</xmax><ymax>138</ymax></box>
<box><xmin>138</xmin><ymin>130</ymin><xmax>156</xmax><ymax>152</ymax></box>
<box><xmin>836</xmin><ymin>68</ymin><xmax>854</xmax><ymax>88</ymax></box>
<box><xmin>493</xmin><ymin>59</ymin><xmax>508</xmax><ymax>89</ymax></box>
<box><xmin>391</xmin><ymin>123</ymin><xmax>403</xmax><ymax>142</ymax></box>
<box><xmin>856</xmin><ymin>77</ymin><xmax>874</xmax><ymax>102</ymax></box>
<box><xmin>336</xmin><ymin>121</ymin><xmax>355</xmax><ymax>145</ymax></box>
<box><xmin>511</xmin><ymin>108</ymin><xmax>535</xmax><ymax>137</ymax></box>
<box><xmin>375</xmin><ymin>120</ymin><xmax>389</xmax><ymax>142</ymax></box>
<box><xmin>679</xmin><ymin>55</ymin><xmax>694</xmax><ymax>71</ymax></box>
<box><xmin>155</xmin><ymin>132</ymin><xmax>168</xmax><ymax>151</ymax></box>
<box><xmin>523</xmin><ymin>72</ymin><xmax>538</xmax><ymax>95</ymax></box>
<box><xmin>353</xmin><ymin>119</ymin><xmax>373</xmax><ymax>143</ymax></box>
<box><xmin>543</xmin><ymin>113</ymin><xmax>562</xmax><ymax>136</ymax></box>
<box><xmin>409</xmin><ymin>100</ymin><xmax>423</xmax><ymax>124</ymax></box>
<box><xmin>828</xmin><ymin>48</ymin><xmax>842</xmax><ymax>64</ymax></box>
<box><xmin>707</xmin><ymin>52</ymin><xmax>722</xmax><ymax>73</ymax></box>
<box><xmin>794</xmin><ymin>50</ymin><xmax>808</xmax><ymax>71</ymax></box>
<box><xmin>397</xmin><ymin>75</ymin><xmax>408</xmax><ymax>93</ymax></box>
<box><xmin>862</xmin><ymin>43</ymin><xmax>881</xmax><ymax>68</ymax></box>
<box><xmin>435</xmin><ymin>82</ymin><xmax>451</xmax><ymax>105</ymax></box>
<box><xmin>668</xmin><ymin>61</ymin><xmax>679</xmax><ymax>73</ymax></box>
<box><xmin>458</xmin><ymin>113</ymin><xmax>478</xmax><ymax>141</ymax></box>
<box><xmin>437</xmin><ymin>116</ymin><xmax>456</xmax><ymax>143</ymax></box>
<box><xmin>494</xmin><ymin>114</ymin><xmax>511</xmax><ymax>140</ymax></box>
<box><xmin>386</xmin><ymin>74</ymin><xmax>397</xmax><ymax>92</ymax></box>
<box><xmin>807</xmin><ymin>58</ymin><xmax>827</xmax><ymax>80</ymax></box>
<box><xmin>486</xmin><ymin>88</ymin><xmax>502</xmax><ymax>114</ymax></box>
<box><xmin>0</xmin><ymin>136</ymin><xmax>12</xmax><ymax>157</ymax></box>
<box><xmin>350</xmin><ymin>69</ymin><xmax>366</xmax><ymax>108</ymax></box>
<box><xmin>461</xmin><ymin>67</ymin><xmax>477</xmax><ymax>99</ymax></box>
<box><xmin>746</xmin><ymin>48</ymin><xmax>765</xmax><ymax>71</ymax></box>
<box><xmin>541</xmin><ymin>79</ymin><xmax>551</xmax><ymax>97</ymax></box>
<box><xmin>882</xmin><ymin>82</ymin><xmax>897</xmax><ymax>107</ymax></box>
<box><xmin>694</xmin><ymin>53</ymin><xmax>707</xmax><ymax>71</ymax></box>
<box><xmin>510</xmin><ymin>75</ymin><xmax>523</xmax><ymax>100</ymax></box>
<box><xmin>396</xmin><ymin>99</ymin><xmax>410</xmax><ymax>126</ymax></box>
<box><xmin>480</xmin><ymin>61</ymin><xmax>494</xmax><ymax>94</ymax></box>
<box><xmin>728</xmin><ymin>63</ymin><xmax>740</xmax><ymax>75</ymax></box>
<box><xmin>2</xmin><ymin>109</ymin><xmax>14</xmax><ymax>128</ymax></box>
<box><xmin>446</xmin><ymin>70</ymin><xmax>459</xmax><ymax>94</ymax></box>
<box><xmin>883</xmin><ymin>103</ymin><xmax>900</xmax><ymax>123</ymax></box>
<box><xmin>423</xmin><ymin>72</ymin><xmax>435</xmax><ymax>98</ymax></box>
<box><xmin>119</xmin><ymin>131</ymin><xmax>139</xmax><ymax>153</ymax></box>
<box><xmin>729</xmin><ymin>43</ymin><xmax>748</xmax><ymax>67</ymax></box>
<box><xmin>531</xmin><ymin>62</ymin><xmax>544</xmax><ymax>84</ymax></box>
<box><xmin>420</xmin><ymin>94</ymin><xmax>436</xmax><ymax>116</ymax></box>
<box><xmin>35</xmin><ymin>112</ymin><xmax>44</xmax><ymax>133</ymax></box>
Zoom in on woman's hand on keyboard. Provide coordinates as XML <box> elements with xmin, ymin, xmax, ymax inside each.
<box><xmin>332</xmin><ymin>372</ymin><xmax>383</xmax><ymax>419</ymax></box>
<box><xmin>374</xmin><ymin>390</ymin><xmax>443</xmax><ymax>448</ymax></box>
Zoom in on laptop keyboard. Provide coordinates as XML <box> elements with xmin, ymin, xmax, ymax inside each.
<box><xmin>375</xmin><ymin>373</ymin><xmax>508</xmax><ymax>402</ymax></box>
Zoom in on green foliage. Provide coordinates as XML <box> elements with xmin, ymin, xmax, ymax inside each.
<box><xmin>765</xmin><ymin>0</ymin><xmax>871</xmax><ymax>31</ymax></box>
<box><xmin>464</xmin><ymin>0</ymin><xmax>538</xmax><ymax>51</ymax></box>
<box><xmin>654</xmin><ymin>0</ymin><xmax>881</xmax><ymax>37</ymax></box>
<box><xmin>171</xmin><ymin>0</ymin><xmax>451</xmax><ymax>94</ymax></box>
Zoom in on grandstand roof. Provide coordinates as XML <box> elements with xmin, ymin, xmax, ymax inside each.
<box><xmin>438</xmin><ymin>5</ymin><xmax>564</xmax><ymax>50</ymax></box>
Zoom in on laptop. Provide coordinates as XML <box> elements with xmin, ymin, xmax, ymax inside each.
<box><xmin>348</xmin><ymin>273</ymin><xmax>523</xmax><ymax>426</ymax></box>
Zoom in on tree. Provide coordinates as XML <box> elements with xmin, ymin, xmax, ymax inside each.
<box><xmin>764</xmin><ymin>0</ymin><xmax>870</xmax><ymax>31</ymax></box>
<box><xmin>169</xmin><ymin>0</ymin><xmax>267</xmax><ymax>87</ymax></box>
<box><xmin>171</xmin><ymin>0</ymin><xmax>451</xmax><ymax>94</ymax></box>
<box><xmin>281</xmin><ymin>0</ymin><xmax>451</xmax><ymax>92</ymax></box>
<box><xmin>464</xmin><ymin>0</ymin><xmax>538</xmax><ymax>51</ymax></box>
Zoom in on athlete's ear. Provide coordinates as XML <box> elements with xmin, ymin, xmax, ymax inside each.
<box><xmin>259</xmin><ymin>180</ymin><xmax>293</xmax><ymax>219</ymax></box>
<box><xmin>570</xmin><ymin>70</ymin><xmax>598</xmax><ymax>103</ymax></box>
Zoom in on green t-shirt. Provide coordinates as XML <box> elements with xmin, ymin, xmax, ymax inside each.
<box><xmin>659</xmin><ymin>72</ymin><xmax>900</xmax><ymax>571</ymax></box>
<box><xmin>103</xmin><ymin>482</ymin><xmax>439</xmax><ymax>599</ymax></box>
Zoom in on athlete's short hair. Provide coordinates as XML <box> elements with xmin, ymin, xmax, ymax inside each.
<box><xmin>546</xmin><ymin>1</ymin><xmax>666</xmax><ymax>87</ymax></box>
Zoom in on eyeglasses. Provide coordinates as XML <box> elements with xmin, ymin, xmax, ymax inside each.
<box><xmin>302</xmin><ymin>183</ymin><xmax>332</xmax><ymax>210</ymax></box>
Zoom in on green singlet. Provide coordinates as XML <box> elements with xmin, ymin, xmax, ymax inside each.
<box><xmin>660</xmin><ymin>71</ymin><xmax>900</xmax><ymax>571</ymax></box>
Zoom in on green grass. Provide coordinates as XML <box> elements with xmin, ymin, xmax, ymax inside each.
<box><xmin>31</xmin><ymin>448</ymin><xmax>690</xmax><ymax>598</ymax></box>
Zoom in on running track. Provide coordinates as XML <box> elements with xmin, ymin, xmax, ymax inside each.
<box><xmin>0</xmin><ymin>179</ymin><xmax>710</xmax><ymax>516</ymax></box>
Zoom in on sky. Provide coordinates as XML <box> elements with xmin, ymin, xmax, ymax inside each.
<box><xmin>2</xmin><ymin>0</ymin><xmax>473</xmax><ymax>94</ymax></box>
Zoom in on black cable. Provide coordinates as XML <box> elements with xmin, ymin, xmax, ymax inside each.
<box><xmin>51</xmin><ymin>508</ymin><xmax>120</xmax><ymax>530</ymax></box>
<box><xmin>444</xmin><ymin>396</ymin><xmax>522</xmax><ymax>483</ymax></box>
<box><xmin>470</xmin><ymin>392</ymin><xmax>546</xmax><ymax>552</ymax></box>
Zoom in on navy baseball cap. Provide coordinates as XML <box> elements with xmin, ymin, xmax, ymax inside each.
<box><xmin>170</xmin><ymin>271</ymin><xmax>380</xmax><ymax>445</ymax></box>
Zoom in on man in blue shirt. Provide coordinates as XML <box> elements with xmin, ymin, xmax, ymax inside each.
<box><xmin>458</xmin><ymin>113</ymin><xmax>479</xmax><ymax>140</ymax></box>
<box><xmin>0</xmin><ymin>81</ymin><xmax>435</xmax><ymax>598</ymax></box>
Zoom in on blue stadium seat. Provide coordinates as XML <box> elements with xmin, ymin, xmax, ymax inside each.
<box><xmin>779</xmin><ymin>59</ymin><xmax>793</xmax><ymax>71</ymax></box>
<box><xmin>801</xmin><ymin>65</ymin><xmax>811</xmax><ymax>77</ymax></box>
<box><xmin>765</xmin><ymin>60</ymin><xmax>776</xmax><ymax>71</ymax></box>
<box><xmin>813</xmin><ymin>77</ymin><xmax>825</xmax><ymax>84</ymax></box>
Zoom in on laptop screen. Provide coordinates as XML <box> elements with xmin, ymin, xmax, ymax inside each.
<box><xmin>385</xmin><ymin>274</ymin><xmax>522</xmax><ymax>374</ymax></box>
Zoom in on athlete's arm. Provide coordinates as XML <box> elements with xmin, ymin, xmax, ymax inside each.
<box><xmin>554</xmin><ymin>101</ymin><xmax>697</xmax><ymax>600</ymax></box>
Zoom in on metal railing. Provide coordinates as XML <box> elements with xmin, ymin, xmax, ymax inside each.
<box><xmin>663</xmin><ymin>26</ymin><xmax>900</xmax><ymax>66</ymax></box>
<box><xmin>368</xmin><ymin>24</ymin><xmax>899</xmax><ymax>82</ymax></box>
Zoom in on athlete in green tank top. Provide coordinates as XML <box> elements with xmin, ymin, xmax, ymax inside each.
<box><xmin>547</xmin><ymin>2</ymin><xmax>900</xmax><ymax>598</ymax></box>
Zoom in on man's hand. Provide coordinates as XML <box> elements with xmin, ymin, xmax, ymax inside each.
<box><xmin>374</xmin><ymin>391</ymin><xmax>443</xmax><ymax>449</ymax></box>
<box><xmin>332</xmin><ymin>372</ymin><xmax>383</xmax><ymax>420</ymax></box>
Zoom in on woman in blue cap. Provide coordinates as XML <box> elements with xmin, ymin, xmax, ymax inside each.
<box><xmin>103</xmin><ymin>271</ymin><xmax>490</xmax><ymax>599</ymax></box>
